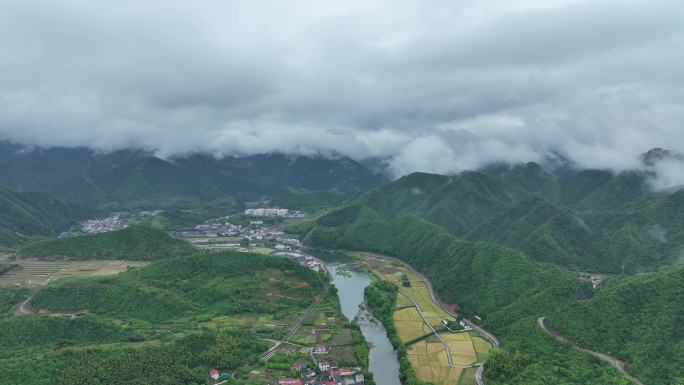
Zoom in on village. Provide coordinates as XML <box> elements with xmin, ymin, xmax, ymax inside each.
<box><xmin>208</xmin><ymin>359</ymin><xmax>366</xmax><ymax>385</ymax></box>
<box><xmin>180</xmin><ymin>211</ymin><xmax>368</xmax><ymax>385</ymax></box>
<box><xmin>173</xmin><ymin>209</ymin><xmax>323</xmax><ymax>272</ymax></box>
<box><xmin>80</xmin><ymin>215</ymin><xmax>127</xmax><ymax>234</ymax></box>
<box><xmin>69</xmin><ymin>208</ymin><xmax>367</xmax><ymax>385</ymax></box>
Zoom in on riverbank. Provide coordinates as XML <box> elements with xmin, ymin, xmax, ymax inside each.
<box><xmin>329</xmin><ymin>263</ymin><xmax>401</xmax><ymax>385</ymax></box>
<box><xmin>357</xmin><ymin>253</ymin><xmax>493</xmax><ymax>385</ymax></box>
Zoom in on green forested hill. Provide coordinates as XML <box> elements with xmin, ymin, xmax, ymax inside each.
<box><xmin>21</xmin><ymin>226</ymin><xmax>195</xmax><ymax>260</ymax></box>
<box><xmin>30</xmin><ymin>251</ymin><xmax>322</xmax><ymax>320</ymax></box>
<box><xmin>464</xmin><ymin>196</ymin><xmax>593</xmax><ymax>266</ymax></box>
<box><xmin>304</xmin><ymin>187</ymin><xmax>684</xmax><ymax>384</ymax></box>
<box><xmin>0</xmin><ymin>185</ymin><xmax>91</xmax><ymax>246</ymax></box>
<box><xmin>0</xmin><ymin>142</ymin><xmax>386</xmax><ymax>209</ymax></box>
<box><xmin>1</xmin><ymin>251</ymin><xmax>319</xmax><ymax>385</ymax></box>
<box><xmin>306</xmin><ymin>213</ymin><xmax>639</xmax><ymax>384</ymax></box>
<box><xmin>547</xmin><ymin>266</ymin><xmax>684</xmax><ymax>384</ymax></box>
<box><xmin>312</xmin><ymin>161</ymin><xmax>684</xmax><ymax>273</ymax></box>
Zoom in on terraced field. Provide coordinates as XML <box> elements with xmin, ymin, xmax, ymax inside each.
<box><xmin>0</xmin><ymin>260</ymin><xmax>149</xmax><ymax>287</ymax></box>
<box><xmin>357</xmin><ymin>252</ymin><xmax>492</xmax><ymax>385</ymax></box>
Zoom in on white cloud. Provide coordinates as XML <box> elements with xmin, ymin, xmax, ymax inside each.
<box><xmin>0</xmin><ymin>0</ymin><xmax>683</xmax><ymax>181</ymax></box>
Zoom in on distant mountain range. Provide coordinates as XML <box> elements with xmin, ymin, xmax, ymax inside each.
<box><xmin>307</xmin><ymin>150</ymin><xmax>684</xmax><ymax>273</ymax></box>
<box><xmin>302</xmin><ymin>149</ymin><xmax>684</xmax><ymax>385</ymax></box>
<box><xmin>0</xmin><ymin>141</ymin><xmax>387</xmax><ymax>209</ymax></box>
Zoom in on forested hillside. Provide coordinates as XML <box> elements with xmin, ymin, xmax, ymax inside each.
<box><xmin>311</xmin><ymin>158</ymin><xmax>684</xmax><ymax>273</ymax></box>
<box><xmin>0</xmin><ymin>185</ymin><xmax>91</xmax><ymax>246</ymax></box>
<box><xmin>0</xmin><ymin>141</ymin><xmax>386</xmax><ymax>209</ymax></box>
<box><xmin>547</xmin><ymin>266</ymin><xmax>684</xmax><ymax>384</ymax></box>
<box><xmin>306</xmin><ymin>213</ymin><xmax>638</xmax><ymax>384</ymax></box>
<box><xmin>21</xmin><ymin>225</ymin><xmax>195</xmax><ymax>260</ymax></box>
<box><xmin>1</xmin><ymin>251</ymin><xmax>320</xmax><ymax>385</ymax></box>
<box><xmin>30</xmin><ymin>252</ymin><xmax>322</xmax><ymax>320</ymax></box>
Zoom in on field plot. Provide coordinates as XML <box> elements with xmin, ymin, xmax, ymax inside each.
<box><xmin>356</xmin><ymin>252</ymin><xmax>493</xmax><ymax>385</ymax></box>
<box><xmin>393</xmin><ymin>307</ymin><xmax>433</xmax><ymax>342</ymax></box>
<box><xmin>0</xmin><ymin>260</ymin><xmax>149</xmax><ymax>287</ymax></box>
<box><xmin>407</xmin><ymin>340</ymin><xmax>463</xmax><ymax>384</ymax></box>
<box><xmin>442</xmin><ymin>332</ymin><xmax>479</xmax><ymax>366</ymax></box>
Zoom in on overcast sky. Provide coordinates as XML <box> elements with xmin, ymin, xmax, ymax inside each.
<box><xmin>0</xmin><ymin>0</ymin><xmax>683</xmax><ymax>177</ymax></box>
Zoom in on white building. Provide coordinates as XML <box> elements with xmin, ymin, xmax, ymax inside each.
<box><xmin>244</xmin><ymin>208</ymin><xmax>289</xmax><ymax>217</ymax></box>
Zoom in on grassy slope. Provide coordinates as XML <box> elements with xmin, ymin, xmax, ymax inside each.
<box><xmin>21</xmin><ymin>225</ymin><xmax>195</xmax><ymax>260</ymax></box>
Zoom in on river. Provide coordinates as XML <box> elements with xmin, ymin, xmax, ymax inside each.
<box><xmin>328</xmin><ymin>264</ymin><xmax>401</xmax><ymax>385</ymax></box>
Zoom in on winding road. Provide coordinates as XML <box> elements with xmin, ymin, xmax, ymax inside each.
<box><xmin>365</xmin><ymin>253</ymin><xmax>499</xmax><ymax>385</ymax></box>
<box><xmin>537</xmin><ymin>316</ymin><xmax>645</xmax><ymax>385</ymax></box>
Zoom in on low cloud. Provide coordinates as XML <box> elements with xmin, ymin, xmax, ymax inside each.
<box><xmin>0</xmin><ymin>0</ymin><xmax>683</xmax><ymax>182</ymax></box>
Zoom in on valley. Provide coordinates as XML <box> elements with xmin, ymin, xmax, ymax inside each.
<box><xmin>1</xmin><ymin>149</ymin><xmax>684</xmax><ymax>385</ymax></box>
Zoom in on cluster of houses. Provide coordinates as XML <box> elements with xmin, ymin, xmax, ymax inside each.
<box><xmin>273</xmin><ymin>251</ymin><xmax>322</xmax><ymax>272</ymax></box>
<box><xmin>174</xmin><ymin>220</ymin><xmax>285</xmax><ymax>241</ymax></box>
<box><xmin>277</xmin><ymin>361</ymin><xmax>365</xmax><ymax>385</ymax></box>
<box><xmin>81</xmin><ymin>215</ymin><xmax>126</xmax><ymax>234</ymax></box>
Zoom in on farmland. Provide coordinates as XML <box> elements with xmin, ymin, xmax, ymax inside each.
<box><xmin>0</xmin><ymin>259</ymin><xmax>149</xmax><ymax>288</ymax></box>
<box><xmin>355</xmin><ymin>252</ymin><xmax>492</xmax><ymax>385</ymax></box>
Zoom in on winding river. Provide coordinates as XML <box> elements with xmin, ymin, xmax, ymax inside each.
<box><xmin>329</xmin><ymin>264</ymin><xmax>401</xmax><ymax>385</ymax></box>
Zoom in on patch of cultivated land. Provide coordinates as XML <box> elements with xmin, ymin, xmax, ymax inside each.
<box><xmin>0</xmin><ymin>259</ymin><xmax>149</xmax><ymax>287</ymax></box>
<box><xmin>357</xmin><ymin>252</ymin><xmax>492</xmax><ymax>385</ymax></box>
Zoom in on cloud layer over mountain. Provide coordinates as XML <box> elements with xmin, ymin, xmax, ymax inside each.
<box><xmin>0</xmin><ymin>0</ymin><xmax>683</xmax><ymax>178</ymax></box>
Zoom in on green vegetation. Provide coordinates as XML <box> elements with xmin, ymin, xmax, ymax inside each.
<box><xmin>0</xmin><ymin>143</ymin><xmax>386</xmax><ymax>209</ymax></box>
<box><xmin>21</xmin><ymin>226</ymin><xmax>195</xmax><ymax>260</ymax></box>
<box><xmin>547</xmin><ymin>266</ymin><xmax>684</xmax><ymax>384</ymax></box>
<box><xmin>31</xmin><ymin>251</ymin><xmax>322</xmax><ymax>321</ymax></box>
<box><xmin>0</xmin><ymin>250</ymin><xmax>321</xmax><ymax>385</ymax></box>
<box><xmin>0</xmin><ymin>185</ymin><xmax>92</xmax><ymax>246</ymax></box>
<box><xmin>0</xmin><ymin>261</ymin><xmax>17</xmax><ymax>275</ymax></box>
<box><xmin>271</xmin><ymin>190</ymin><xmax>350</xmax><ymax>212</ymax></box>
<box><xmin>146</xmin><ymin>196</ymin><xmax>241</xmax><ymax>230</ymax></box>
<box><xmin>57</xmin><ymin>330</ymin><xmax>268</xmax><ymax>385</ymax></box>
<box><xmin>309</xmin><ymin>213</ymin><xmax>639</xmax><ymax>384</ymax></box>
<box><xmin>305</xmin><ymin>162</ymin><xmax>684</xmax><ymax>273</ymax></box>
<box><xmin>365</xmin><ymin>278</ymin><xmax>433</xmax><ymax>385</ymax></box>
<box><xmin>0</xmin><ymin>287</ymin><xmax>29</xmax><ymax>314</ymax></box>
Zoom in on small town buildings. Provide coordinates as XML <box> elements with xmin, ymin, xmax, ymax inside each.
<box><xmin>314</xmin><ymin>344</ymin><xmax>327</xmax><ymax>354</ymax></box>
<box><xmin>290</xmin><ymin>362</ymin><xmax>305</xmax><ymax>372</ymax></box>
<box><xmin>318</xmin><ymin>360</ymin><xmax>331</xmax><ymax>372</ymax></box>
<box><xmin>245</xmin><ymin>208</ymin><xmax>289</xmax><ymax>217</ymax></box>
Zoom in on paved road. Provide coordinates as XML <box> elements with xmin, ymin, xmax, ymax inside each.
<box><xmin>369</xmin><ymin>253</ymin><xmax>500</xmax><ymax>348</ymax></box>
<box><xmin>367</xmin><ymin>253</ymin><xmax>499</xmax><ymax>385</ymax></box>
<box><xmin>537</xmin><ymin>316</ymin><xmax>645</xmax><ymax>385</ymax></box>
